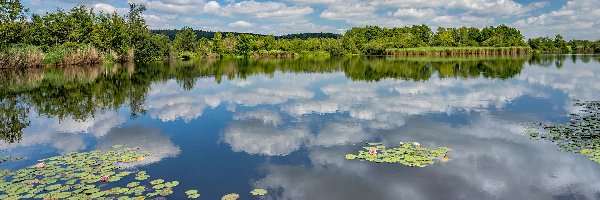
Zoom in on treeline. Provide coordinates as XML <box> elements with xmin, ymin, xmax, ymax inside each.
<box><xmin>151</xmin><ymin>30</ymin><xmax>340</xmax><ymax>41</ymax></box>
<box><xmin>528</xmin><ymin>35</ymin><xmax>600</xmax><ymax>53</ymax></box>
<box><xmin>1</xmin><ymin>1</ymin><xmax>599</xmax><ymax>69</ymax></box>
<box><xmin>1</xmin><ymin>1</ymin><xmax>160</xmax><ymax>67</ymax></box>
<box><xmin>151</xmin><ymin>29</ymin><xmax>255</xmax><ymax>41</ymax></box>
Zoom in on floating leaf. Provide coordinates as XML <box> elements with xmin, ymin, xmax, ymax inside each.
<box><xmin>250</xmin><ymin>188</ymin><xmax>268</xmax><ymax>196</ymax></box>
<box><xmin>525</xmin><ymin>100</ymin><xmax>600</xmax><ymax>164</ymax></box>
<box><xmin>0</xmin><ymin>145</ymin><xmax>175</xmax><ymax>199</ymax></box>
<box><xmin>222</xmin><ymin>193</ymin><xmax>240</xmax><ymax>200</ymax></box>
<box><xmin>346</xmin><ymin>142</ymin><xmax>451</xmax><ymax>167</ymax></box>
<box><xmin>185</xmin><ymin>189</ymin><xmax>201</xmax><ymax>198</ymax></box>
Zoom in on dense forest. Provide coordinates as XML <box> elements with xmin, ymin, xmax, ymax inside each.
<box><xmin>1</xmin><ymin>1</ymin><xmax>599</xmax><ymax>68</ymax></box>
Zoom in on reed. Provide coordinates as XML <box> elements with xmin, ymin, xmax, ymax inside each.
<box><xmin>251</xmin><ymin>50</ymin><xmax>295</xmax><ymax>58</ymax></box>
<box><xmin>386</xmin><ymin>47</ymin><xmax>532</xmax><ymax>56</ymax></box>
<box><xmin>0</xmin><ymin>45</ymin><xmax>45</xmax><ymax>69</ymax></box>
<box><xmin>45</xmin><ymin>44</ymin><xmax>101</xmax><ymax>66</ymax></box>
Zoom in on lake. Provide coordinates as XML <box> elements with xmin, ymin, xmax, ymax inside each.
<box><xmin>1</xmin><ymin>55</ymin><xmax>600</xmax><ymax>199</ymax></box>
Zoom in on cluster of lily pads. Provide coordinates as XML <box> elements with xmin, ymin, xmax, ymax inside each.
<box><xmin>345</xmin><ymin>142</ymin><xmax>452</xmax><ymax>167</ymax></box>
<box><xmin>0</xmin><ymin>145</ymin><xmax>180</xmax><ymax>199</ymax></box>
<box><xmin>0</xmin><ymin>144</ymin><xmax>272</xmax><ymax>199</ymax></box>
<box><xmin>0</xmin><ymin>156</ymin><xmax>24</xmax><ymax>164</ymax></box>
<box><xmin>525</xmin><ymin>100</ymin><xmax>600</xmax><ymax>163</ymax></box>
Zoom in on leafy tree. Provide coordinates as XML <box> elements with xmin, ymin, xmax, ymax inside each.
<box><xmin>126</xmin><ymin>3</ymin><xmax>150</xmax><ymax>48</ymax></box>
<box><xmin>223</xmin><ymin>32</ymin><xmax>237</xmax><ymax>54</ymax></box>
<box><xmin>173</xmin><ymin>27</ymin><xmax>197</xmax><ymax>52</ymax></box>
<box><xmin>0</xmin><ymin>0</ymin><xmax>28</xmax><ymax>46</ymax></box>
<box><xmin>212</xmin><ymin>32</ymin><xmax>224</xmax><ymax>54</ymax></box>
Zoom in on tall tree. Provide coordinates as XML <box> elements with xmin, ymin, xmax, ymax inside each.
<box><xmin>173</xmin><ymin>27</ymin><xmax>197</xmax><ymax>52</ymax></box>
<box><xmin>0</xmin><ymin>0</ymin><xmax>28</xmax><ymax>46</ymax></box>
<box><xmin>212</xmin><ymin>32</ymin><xmax>224</xmax><ymax>54</ymax></box>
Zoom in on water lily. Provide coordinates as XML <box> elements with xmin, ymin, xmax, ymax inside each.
<box><xmin>101</xmin><ymin>175</ymin><xmax>109</xmax><ymax>182</ymax></box>
<box><xmin>36</xmin><ymin>162</ymin><xmax>45</xmax><ymax>168</ymax></box>
<box><xmin>399</xmin><ymin>142</ymin><xmax>404</xmax><ymax>145</ymax></box>
<box><xmin>414</xmin><ymin>142</ymin><xmax>420</xmax><ymax>146</ymax></box>
<box><xmin>369</xmin><ymin>148</ymin><xmax>377</xmax><ymax>155</ymax></box>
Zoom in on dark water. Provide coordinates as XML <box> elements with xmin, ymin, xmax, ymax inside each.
<box><xmin>1</xmin><ymin>55</ymin><xmax>600</xmax><ymax>199</ymax></box>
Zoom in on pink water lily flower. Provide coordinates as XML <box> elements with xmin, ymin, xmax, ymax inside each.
<box><xmin>369</xmin><ymin>148</ymin><xmax>377</xmax><ymax>155</ymax></box>
<box><xmin>36</xmin><ymin>162</ymin><xmax>45</xmax><ymax>168</ymax></box>
<box><xmin>101</xmin><ymin>175</ymin><xmax>109</xmax><ymax>182</ymax></box>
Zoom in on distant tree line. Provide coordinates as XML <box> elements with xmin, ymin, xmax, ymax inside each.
<box><xmin>1</xmin><ymin>0</ymin><xmax>599</xmax><ymax>68</ymax></box>
<box><xmin>528</xmin><ymin>34</ymin><xmax>600</xmax><ymax>53</ymax></box>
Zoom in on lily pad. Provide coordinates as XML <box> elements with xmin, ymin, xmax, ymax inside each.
<box><xmin>185</xmin><ymin>189</ymin><xmax>201</xmax><ymax>198</ymax></box>
<box><xmin>250</xmin><ymin>188</ymin><xmax>268</xmax><ymax>196</ymax></box>
<box><xmin>525</xmin><ymin>100</ymin><xmax>600</xmax><ymax>164</ymax></box>
<box><xmin>222</xmin><ymin>193</ymin><xmax>240</xmax><ymax>200</ymax></box>
<box><xmin>0</xmin><ymin>145</ymin><xmax>178</xmax><ymax>199</ymax></box>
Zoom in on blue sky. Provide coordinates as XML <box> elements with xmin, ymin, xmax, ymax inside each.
<box><xmin>24</xmin><ymin>0</ymin><xmax>599</xmax><ymax>39</ymax></box>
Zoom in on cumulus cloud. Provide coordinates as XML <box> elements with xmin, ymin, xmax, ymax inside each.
<box><xmin>228</xmin><ymin>20</ymin><xmax>254</xmax><ymax>28</ymax></box>
<box><xmin>31</xmin><ymin>0</ymin><xmax>597</xmax><ymax>39</ymax></box>
<box><xmin>514</xmin><ymin>0</ymin><xmax>600</xmax><ymax>39</ymax></box>
<box><xmin>219</xmin><ymin>0</ymin><xmax>313</xmax><ymax>19</ymax></box>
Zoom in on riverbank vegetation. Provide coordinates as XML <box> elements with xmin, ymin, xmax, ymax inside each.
<box><xmin>1</xmin><ymin>1</ymin><xmax>599</xmax><ymax>69</ymax></box>
<box><xmin>527</xmin><ymin>35</ymin><xmax>600</xmax><ymax>54</ymax></box>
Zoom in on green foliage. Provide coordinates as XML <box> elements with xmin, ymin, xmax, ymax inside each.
<box><xmin>135</xmin><ymin>34</ymin><xmax>170</xmax><ymax>63</ymax></box>
<box><xmin>173</xmin><ymin>27</ymin><xmax>198</xmax><ymax>52</ymax></box>
<box><xmin>0</xmin><ymin>0</ymin><xmax>29</xmax><ymax>46</ymax></box>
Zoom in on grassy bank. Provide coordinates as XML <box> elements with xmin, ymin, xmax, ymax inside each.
<box><xmin>386</xmin><ymin>47</ymin><xmax>532</xmax><ymax>56</ymax></box>
<box><xmin>1</xmin><ymin>44</ymin><xmax>106</xmax><ymax>69</ymax></box>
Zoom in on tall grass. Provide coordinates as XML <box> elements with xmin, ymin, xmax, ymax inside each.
<box><xmin>386</xmin><ymin>47</ymin><xmax>532</xmax><ymax>56</ymax></box>
<box><xmin>45</xmin><ymin>44</ymin><xmax>101</xmax><ymax>66</ymax></box>
<box><xmin>0</xmin><ymin>45</ymin><xmax>45</xmax><ymax>69</ymax></box>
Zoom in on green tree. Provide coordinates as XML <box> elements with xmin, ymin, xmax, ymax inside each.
<box><xmin>173</xmin><ymin>27</ymin><xmax>197</xmax><ymax>52</ymax></box>
<box><xmin>433</xmin><ymin>27</ymin><xmax>456</xmax><ymax>47</ymax></box>
<box><xmin>127</xmin><ymin>3</ymin><xmax>150</xmax><ymax>48</ymax></box>
<box><xmin>223</xmin><ymin>32</ymin><xmax>237</xmax><ymax>54</ymax></box>
<box><xmin>212</xmin><ymin>32</ymin><xmax>224</xmax><ymax>54</ymax></box>
<box><xmin>0</xmin><ymin>0</ymin><xmax>29</xmax><ymax>46</ymax></box>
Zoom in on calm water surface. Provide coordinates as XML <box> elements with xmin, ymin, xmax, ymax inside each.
<box><xmin>1</xmin><ymin>55</ymin><xmax>600</xmax><ymax>199</ymax></box>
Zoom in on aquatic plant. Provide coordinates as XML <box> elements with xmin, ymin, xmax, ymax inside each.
<box><xmin>185</xmin><ymin>189</ymin><xmax>200</xmax><ymax>198</ymax></box>
<box><xmin>222</xmin><ymin>193</ymin><xmax>240</xmax><ymax>200</ymax></box>
<box><xmin>250</xmin><ymin>188</ymin><xmax>267</xmax><ymax>196</ymax></box>
<box><xmin>0</xmin><ymin>156</ymin><xmax>24</xmax><ymax>164</ymax></box>
<box><xmin>345</xmin><ymin>142</ymin><xmax>451</xmax><ymax>167</ymax></box>
<box><xmin>525</xmin><ymin>100</ymin><xmax>600</xmax><ymax>164</ymax></box>
<box><xmin>0</xmin><ymin>145</ymin><xmax>179</xmax><ymax>199</ymax></box>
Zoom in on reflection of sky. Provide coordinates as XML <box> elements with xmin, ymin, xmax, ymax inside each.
<box><xmin>4</xmin><ymin>56</ymin><xmax>600</xmax><ymax>199</ymax></box>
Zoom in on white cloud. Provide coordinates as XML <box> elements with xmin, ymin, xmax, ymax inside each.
<box><xmin>203</xmin><ymin>0</ymin><xmax>220</xmax><ymax>13</ymax></box>
<box><xmin>145</xmin><ymin>0</ymin><xmax>206</xmax><ymax>13</ymax></box>
<box><xmin>392</xmin><ymin>8</ymin><xmax>435</xmax><ymax>18</ymax></box>
<box><xmin>92</xmin><ymin>3</ymin><xmax>128</xmax><ymax>15</ymax></box>
<box><xmin>228</xmin><ymin>20</ymin><xmax>254</xmax><ymax>28</ymax></box>
<box><xmin>514</xmin><ymin>0</ymin><xmax>600</xmax><ymax>39</ymax></box>
<box><xmin>219</xmin><ymin>0</ymin><xmax>313</xmax><ymax>19</ymax></box>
